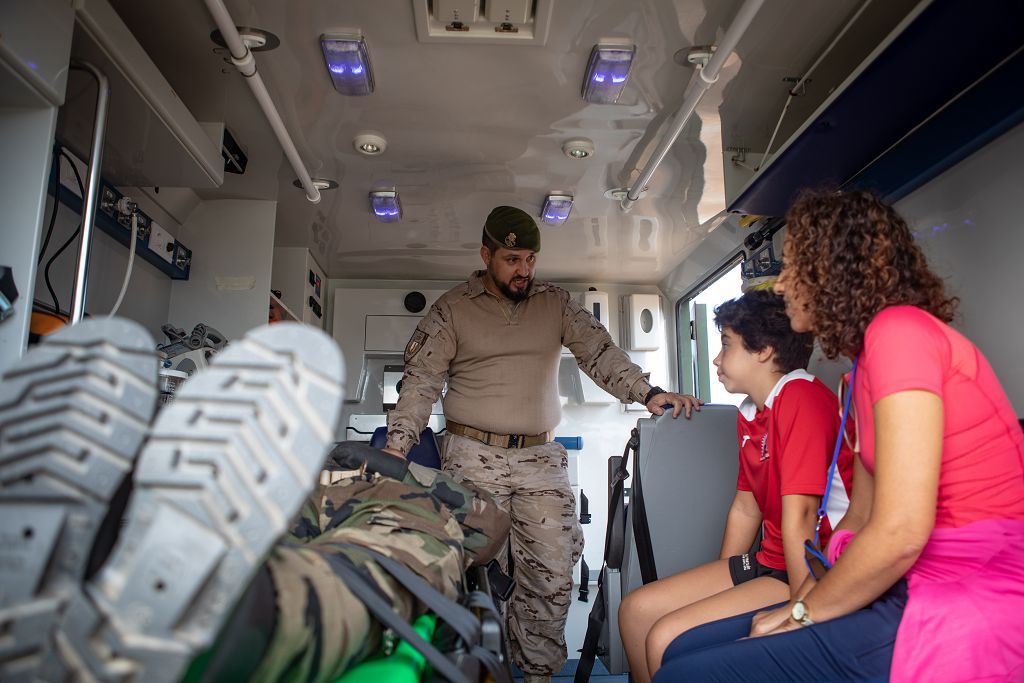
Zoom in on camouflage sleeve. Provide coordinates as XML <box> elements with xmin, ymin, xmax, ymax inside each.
<box><xmin>560</xmin><ymin>290</ymin><xmax>654</xmax><ymax>404</ymax></box>
<box><xmin>386</xmin><ymin>300</ymin><xmax>457</xmax><ymax>455</ymax></box>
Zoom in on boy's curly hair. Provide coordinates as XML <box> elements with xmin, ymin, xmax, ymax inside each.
<box><xmin>714</xmin><ymin>290</ymin><xmax>813</xmax><ymax>373</ymax></box>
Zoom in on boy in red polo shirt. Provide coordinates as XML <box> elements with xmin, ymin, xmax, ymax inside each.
<box><xmin>618</xmin><ymin>289</ymin><xmax>853</xmax><ymax>683</ymax></box>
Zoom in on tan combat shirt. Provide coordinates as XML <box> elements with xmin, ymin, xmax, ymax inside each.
<box><xmin>385</xmin><ymin>271</ymin><xmax>654</xmax><ymax>455</ymax></box>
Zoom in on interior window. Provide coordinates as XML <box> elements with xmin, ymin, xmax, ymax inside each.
<box><xmin>676</xmin><ymin>260</ymin><xmax>745</xmax><ymax>406</ymax></box>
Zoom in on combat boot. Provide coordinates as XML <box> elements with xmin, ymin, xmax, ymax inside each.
<box><xmin>0</xmin><ymin>318</ymin><xmax>159</xmax><ymax>682</ymax></box>
<box><xmin>1</xmin><ymin>320</ymin><xmax>346</xmax><ymax>683</ymax></box>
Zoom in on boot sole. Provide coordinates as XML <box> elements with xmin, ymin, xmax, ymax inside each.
<box><xmin>0</xmin><ymin>318</ymin><xmax>158</xmax><ymax>682</ymax></box>
<box><xmin>48</xmin><ymin>322</ymin><xmax>345</xmax><ymax>683</ymax></box>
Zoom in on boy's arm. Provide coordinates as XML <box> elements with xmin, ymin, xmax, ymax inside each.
<box><xmin>719</xmin><ymin>490</ymin><xmax>763</xmax><ymax>559</ymax></box>
<box><xmin>779</xmin><ymin>493</ymin><xmax>819</xmax><ymax>595</ymax></box>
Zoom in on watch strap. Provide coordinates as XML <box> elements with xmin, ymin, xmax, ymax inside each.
<box><xmin>643</xmin><ymin>386</ymin><xmax>666</xmax><ymax>405</ymax></box>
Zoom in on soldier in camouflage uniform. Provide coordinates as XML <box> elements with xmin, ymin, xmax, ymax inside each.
<box><xmin>383</xmin><ymin>206</ymin><xmax>700</xmax><ymax>681</ymax></box>
<box><xmin>0</xmin><ymin>318</ymin><xmax>509</xmax><ymax>683</ymax></box>
<box><xmin>215</xmin><ymin>461</ymin><xmax>512</xmax><ymax>683</ymax></box>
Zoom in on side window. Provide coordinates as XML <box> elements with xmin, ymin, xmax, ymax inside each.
<box><xmin>676</xmin><ymin>260</ymin><xmax>745</xmax><ymax>406</ymax></box>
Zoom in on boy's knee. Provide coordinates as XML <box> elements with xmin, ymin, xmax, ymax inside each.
<box><xmin>618</xmin><ymin>587</ymin><xmax>651</xmax><ymax>625</ymax></box>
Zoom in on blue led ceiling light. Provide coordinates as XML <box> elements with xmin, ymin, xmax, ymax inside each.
<box><xmin>582</xmin><ymin>42</ymin><xmax>636</xmax><ymax>104</ymax></box>
<box><xmin>541</xmin><ymin>194</ymin><xmax>573</xmax><ymax>225</ymax></box>
<box><xmin>321</xmin><ymin>33</ymin><xmax>375</xmax><ymax>96</ymax></box>
<box><xmin>369</xmin><ymin>189</ymin><xmax>401</xmax><ymax>223</ymax></box>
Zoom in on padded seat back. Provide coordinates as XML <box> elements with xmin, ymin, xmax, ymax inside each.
<box><xmin>370</xmin><ymin>426</ymin><xmax>443</xmax><ymax>470</ymax></box>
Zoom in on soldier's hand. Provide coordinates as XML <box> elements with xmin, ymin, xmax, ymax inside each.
<box><xmin>646</xmin><ymin>391</ymin><xmax>703</xmax><ymax>418</ymax></box>
<box><xmin>380</xmin><ymin>447</ymin><xmax>407</xmax><ymax>459</ymax></box>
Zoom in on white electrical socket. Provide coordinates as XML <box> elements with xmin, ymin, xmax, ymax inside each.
<box><xmin>148</xmin><ymin>221</ymin><xmax>175</xmax><ymax>264</ymax></box>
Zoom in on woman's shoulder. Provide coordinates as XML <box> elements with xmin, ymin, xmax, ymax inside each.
<box><xmin>865</xmin><ymin>306</ymin><xmax>949</xmax><ymax>346</ymax></box>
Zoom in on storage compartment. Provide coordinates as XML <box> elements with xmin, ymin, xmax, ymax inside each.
<box><xmin>55</xmin><ymin>0</ymin><xmax>223</xmax><ymax>188</ymax></box>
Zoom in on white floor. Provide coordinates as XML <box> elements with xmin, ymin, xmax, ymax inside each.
<box><xmin>565</xmin><ymin>582</ymin><xmax>598</xmax><ymax>654</ymax></box>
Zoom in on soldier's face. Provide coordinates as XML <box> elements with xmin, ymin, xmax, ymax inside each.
<box><xmin>482</xmin><ymin>246</ymin><xmax>537</xmax><ymax>301</ymax></box>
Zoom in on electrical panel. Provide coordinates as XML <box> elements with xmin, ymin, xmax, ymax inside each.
<box><xmin>53</xmin><ymin>147</ymin><xmax>192</xmax><ymax>280</ymax></box>
<box><xmin>271</xmin><ymin>247</ymin><xmax>327</xmax><ymax>329</ymax></box>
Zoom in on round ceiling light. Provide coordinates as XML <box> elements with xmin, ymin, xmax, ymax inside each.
<box><xmin>354</xmin><ymin>131</ymin><xmax>387</xmax><ymax>156</ymax></box>
<box><xmin>562</xmin><ymin>138</ymin><xmax>595</xmax><ymax>159</ymax></box>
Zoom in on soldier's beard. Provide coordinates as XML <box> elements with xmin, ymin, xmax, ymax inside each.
<box><xmin>498</xmin><ymin>275</ymin><xmax>533</xmax><ymax>301</ymax></box>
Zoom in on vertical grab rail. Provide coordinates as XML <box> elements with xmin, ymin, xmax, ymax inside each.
<box><xmin>68</xmin><ymin>61</ymin><xmax>110</xmax><ymax>324</ymax></box>
<box><xmin>202</xmin><ymin>0</ymin><xmax>321</xmax><ymax>204</ymax></box>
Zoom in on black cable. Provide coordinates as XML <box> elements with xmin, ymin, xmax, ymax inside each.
<box><xmin>43</xmin><ymin>151</ymin><xmax>86</xmax><ymax>316</ymax></box>
<box><xmin>37</xmin><ymin>149</ymin><xmax>61</xmax><ymax>265</ymax></box>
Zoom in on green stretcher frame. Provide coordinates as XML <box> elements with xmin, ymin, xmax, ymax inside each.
<box><xmin>337</xmin><ymin>613</ymin><xmax>439</xmax><ymax>683</ymax></box>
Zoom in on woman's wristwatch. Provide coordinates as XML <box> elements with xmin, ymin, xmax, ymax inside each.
<box><xmin>791</xmin><ymin>600</ymin><xmax>814</xmax><ymax>626</ymax></box>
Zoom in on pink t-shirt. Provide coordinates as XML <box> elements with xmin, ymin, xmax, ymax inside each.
<box><xmin>853</xmin><ymin>306</ymin><xmax>1024</xmax><ymax>528</ymax></box>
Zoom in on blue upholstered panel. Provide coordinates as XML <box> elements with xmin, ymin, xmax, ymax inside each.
<box><xmin>729</xmin><ymin>1</ymin><xmax>1024</xmax><ymax>217</ymax></box>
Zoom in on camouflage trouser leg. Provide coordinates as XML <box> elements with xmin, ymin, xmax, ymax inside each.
<box><xmin>247</xmin><ymin>464</ymin><xmax>510</xmax><ymax>683</ymax></box>
<box><xmin>441</xmin><ymin>434</ymin><xmax>585</xmax><ymax>676</ymax></box>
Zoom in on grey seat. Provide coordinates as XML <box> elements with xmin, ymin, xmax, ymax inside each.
<box><xmin>599</xmin><ymin>404</ymin><xmax>740</xmax><ymax>675</ymax></box>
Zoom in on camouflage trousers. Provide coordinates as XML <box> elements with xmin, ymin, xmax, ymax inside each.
<box><xmin>244</xmin><ymin>462</ymin><xmax>511</xmax><ymax>683</ymax></box>
<box><xmin>440</xmin><ymin>434</ymin><xmax>585</xmax><ymax>677</ymax></box>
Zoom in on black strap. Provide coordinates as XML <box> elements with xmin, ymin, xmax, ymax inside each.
<box><xmin>575</xmin><ymin>429</ymin><xmax>640</xmax><ymax>683</ymax></box>
<box><xmin>605</xmin><ymin>430</ymin><xmax>638</xmax><ymax>570</ymax></box>
<box><xmin>327</xmin><ymin>441</ymin><xmax>410</xmax><ymax>480</ymax></box>
<box><xmin>355</xmin><ymin>546</ymin><xmax>512</xmax><ymax>683</ymax></box>
<box><xmin>631</xmin><ymin>427</ymin><xmax>659</xmax><ymax>585</ymax></box>
<box><xmin>323</xmin><ymin>553</ymin><xmax>472</xmax><ymax>683</ymax></box>
<box><xmin>577</xmin><ymin>555</ymin><xmax>590</xmax><ymax>602</ymax></box>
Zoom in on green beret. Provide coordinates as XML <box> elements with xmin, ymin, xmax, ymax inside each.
<box><xmin>483</xmin><ymin>206</ymin><xmax>541</xmax><ymax>253</ymax></box>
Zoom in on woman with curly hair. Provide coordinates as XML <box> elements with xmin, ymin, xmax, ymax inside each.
<box><xmin>652</xmin><ymin>189</ymin><xmax>1024</xmax><ymax>682</ymax></box>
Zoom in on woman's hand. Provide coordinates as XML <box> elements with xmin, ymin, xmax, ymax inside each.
<box><xmin>749</xmin><ymin>604</ymin><xmax>793</xmax><ymax>638</ymax></box>
<box><xmin>755</xmin><ymin>617</ymin><xmax>803</xmax><ymax>638</ymax></box>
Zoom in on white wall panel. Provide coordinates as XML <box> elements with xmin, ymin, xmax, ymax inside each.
<box><xmin>896</xmin><ymin>122</ymin><xmax>1024</xmax><ymax>412</ymax></box>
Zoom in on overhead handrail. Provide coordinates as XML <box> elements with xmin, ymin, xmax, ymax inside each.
<box><xmin>202</xmin><ymin>0</ymin><xmax>321</xmax><ymax>204</ymax></box>
<box><xmin>620</xmin><ymin>0</ymin><xmax>764</xmax><ymax>212</ymax></box>
<box><xmin>69</xmin><ymin>60</ymin><xmax>110</xmax><ymax>324</ymax></box>
<box><xmin>758</xmin><ymin>0</ymin><xmax>874</xmax><ymax>170</ymax></box>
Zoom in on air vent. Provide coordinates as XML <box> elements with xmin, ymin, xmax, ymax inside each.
<box><xmin>413</xmin><ymin>0</ymin><xmax>553</xmax><ymax>45</ymax></box>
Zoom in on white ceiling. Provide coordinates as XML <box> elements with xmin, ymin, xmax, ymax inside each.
<box><xmin>106</xmin><ymin>0</ymin><xmax>916</xmax><ymax>283</ymax></box>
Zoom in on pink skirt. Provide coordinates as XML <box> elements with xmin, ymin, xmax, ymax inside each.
<box><xmin>891</xmin><ymin>518</ymin><xmax>1024</xmax><ymax>683</ymax></box>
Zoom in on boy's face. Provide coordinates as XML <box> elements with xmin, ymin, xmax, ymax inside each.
<box><xmin>713</xmin><ymin>327</ymin><xmax>766</xmax><ymax>396</ymax></box>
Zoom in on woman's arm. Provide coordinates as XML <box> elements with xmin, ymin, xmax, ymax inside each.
<box><xmin>834</xmin><ymin>455</ymin><xmax>874</xmax><ymax>533</ymax></box>
<box><xmin>795</xmin><ymin>390</ymin><xmax>942</xmax><ymax>623</ymax></box>
<box><xmin>719</xmin><ymin>490</ymin><xmax>763</xmax><ymax>559</ymax></box>
<box><xmin>779</xmin><ymin>493</ymin><xmax>819</xmax><ymax>594</ymax></box>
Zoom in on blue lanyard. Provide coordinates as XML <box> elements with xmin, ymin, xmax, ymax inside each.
<box><xmin>814</xmin><ymin>356</ymin><xmax>858</xmax><ymax>547</ymax></box>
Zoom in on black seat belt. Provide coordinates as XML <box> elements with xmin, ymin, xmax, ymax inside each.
<box><xmin>630</xmin><ymin>428</ymin><xmax>659</xmax><ymax>586</ymax></box>
<box><xmin>575</xmin><ymin>428</ymin><xmax>640</xmax><ymax>683</ymax></box>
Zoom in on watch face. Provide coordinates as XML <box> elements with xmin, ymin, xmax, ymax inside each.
<box><xmin>792</xmin><ymin>601</ymin><xmax>807</xmax><ymax>621</ymax></box>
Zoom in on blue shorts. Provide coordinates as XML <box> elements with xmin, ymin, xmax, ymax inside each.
<box><xmin>653</xmin><ymin>580</ymin><xmax>908</xmax><ymax>682</ymax></box>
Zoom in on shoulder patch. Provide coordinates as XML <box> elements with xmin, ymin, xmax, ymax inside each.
<box><xmin>404</xmin><ymin>329</ymin><xmax>427</xmax><ymax>362</ymax></box>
